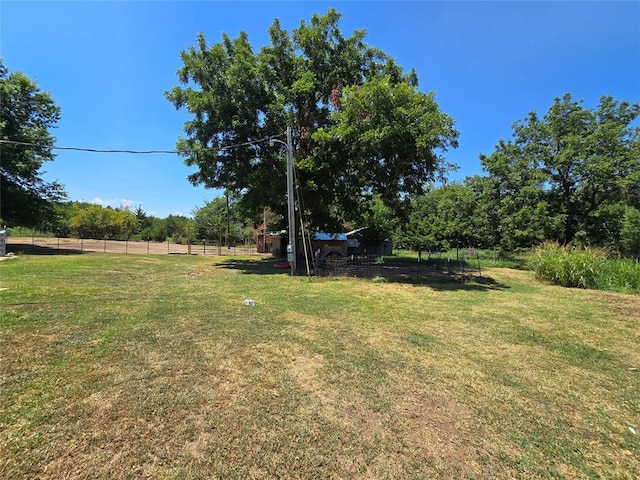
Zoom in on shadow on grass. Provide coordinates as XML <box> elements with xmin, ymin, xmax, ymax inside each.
<box><xmin>6</xmin><ymin>244</ymin><xmax>86</xmax><ymax>256</ymax></box>
<box><xmin>398</xmin><ymin>274</ymin><xmax>510</xmax><ymax>292</ymax></box>
<box><xmin>216</xmin><ymin>258</ymin><xmax>291</xmax><ymax>275</ymax></box>
<box><xmin>216</xmin><ymin>258</ymin><xmax>510</xmax><ymax>291</ymax></box>
<box><xmin>387</xmin><ymin>254</ymin><xmax>530</xmax><ymax>271</ymax></box>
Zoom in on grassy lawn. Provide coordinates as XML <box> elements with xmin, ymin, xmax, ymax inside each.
<box><xmin>1</xmin><ymin>253</ymin><xmax>638</xmax><ymax>479</ymax></box>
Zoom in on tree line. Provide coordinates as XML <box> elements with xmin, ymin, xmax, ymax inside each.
<box><xmin>399</xmin><ymin>95</ymin><xmax>640</xmax><ymax>256</ymax></box>
<box><xmin>25</xmin><ymin>202</ymin><xmax>191</xmax><ymax>243</ymax></box>
<box><xmin>16</xmin><ymin>200</ymin><xmax>255</xmax><ymax>246</ymax></box>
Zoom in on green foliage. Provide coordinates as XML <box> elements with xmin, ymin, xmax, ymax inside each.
<box><xmin>6</xmin><ymin>226</ymin><xmax>52</xmax><ymax>237</ymax></box>
<box><xmin>0</xmin><ymin>60</ymin><xmax>66</xmax><ymax>227</ymax></box>
<box><xmin>132</xmin><ymin>214</ymin><xmax>194</xmax><ymax>243</ymax></box>
<box><xmin>68</xmin><ymin>204</ymin><xmax>138</xmax><ymax>240</ymax></box>
<box><xmin>164</xmin><ymin>215</ymin><xmax>195</xmax><ymax>244</ymax></box>
<box><xmin>7</xmin><ymin>202</ymin><xmax>201</xmax><ymax>244</ymax></box>
<box><xmin>137</xmin><ymin>216</ymin><xmax>170</xmax><ymax>242</ymax></box>
<box><xmin>192</xmin><ymin>195</ymin><xmax>248</xmax><ymax>244</ymax></box>
<box><xmin>529</xmin><ymin>242</ymin><xmax>640</xmax><ymax>293</ymax></box>
<box><xmin>313</xmin><ymin>77</ymin><xmax>458</xmax><ymax>224</ymax></box>
<box><xmin>401</xmin><ymin>183</ymin><xmax>480</xmax><ymax>251</ymax></box>
<box><xmin>478</xmin><ymin>94</ymin><xmax>639</xmax><ymax>249</ymax></box>
<box><xmin>133</xmin><ymin>205</ymin><xmax>150</xmax><ymax>235</ymax></box>
<box><xmin>596</xmin><ymin>258</ymin><xmax>640</xmax><ymax>294</ymax></box>
<box><xmin>621</xmin><ymin>206</ymin><xmax>640</xmax><ymax>257</ymax></box>
<box><xmin>166</xmin><ymin>9</ymin><xmax>458</xmax><ymax>231</ymax></box>
<box><xmin>356</xmin><ymin>195</ymin><xmax>397</xmax><ymax>245</ymax></box>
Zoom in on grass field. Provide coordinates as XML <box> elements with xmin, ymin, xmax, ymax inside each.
<box><xmin>1</xmin><ymin>253</ymin><xmax>638</xmax><ymax>479</ymax></box>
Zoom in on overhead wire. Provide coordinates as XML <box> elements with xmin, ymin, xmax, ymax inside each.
<box><xmin>0</xmin><ymin>133</ymin><xmax>286</xmax><ymax>155</ymax></box>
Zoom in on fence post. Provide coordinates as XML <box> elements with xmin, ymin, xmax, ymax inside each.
<box><xmin>125</xmin><ymin>239</ymin><xmax>128</xmax><ymax>254</ymax></box>
<box><xmin>104</xmin><ymin>238</ymin><xmax>107</xmax><ymax>253</ymax></box>
<box><xmin>58</xmin><ymin>237</ymin><xmax>60</xmax><ymax>250</ymax></box>
<box><xmin>147</xmin><ymin>239</ymin><xmax>150</xmax><ymax>254</ymax></box>
<box><xmin>167</xmin><ymin>240</ymin><xmax>170</xmax><ymax>254</ymax></box>
<box><xmin>81</xmin><ymin>237</ymin><xmax>84</xmax><ymax>252</ymax></box>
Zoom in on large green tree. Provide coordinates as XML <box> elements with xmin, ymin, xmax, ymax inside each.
<box><xmin>68</xmin><ymin>204</ymin><xmax>137</xmax><ymax>240</ymax></box>
<box><xmin>402</xmin><ymin>183</ymin><xmax>480</xmax><ymax>252</ymax></box>
<box><xmin>0</xmin><ymin>61</ymin><xmax>66</xmax><ymax>226</ymax></box>
<box><xmin>479</xmin><ymin>94</ymin><xmax>639</xmax><ymax>248</ymax></box>
<box><xmin>166</xmin><ymin>9</ymin><xmax>458</xmax><ymax>232</ymax></box>
<box><xmin>192</xmin><ymin>195</ymin><xmax>247</xmax><ymax>245</ymax></box>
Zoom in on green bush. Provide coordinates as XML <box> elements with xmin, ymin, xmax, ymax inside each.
<box><xmin>596</xmin><ymin>259</ymin><xmax>640</xmax><ymax>294</ymax></box>
<box><xmin>529</xmin><ymin>242</ymin><xmax>607</xmax><ymax>289</ymax></box>
<box><xmin>6</xmin><ymin>226</ymin><xmax>53</xmax><ymax>237</ymax></box>
<box><xmin>530</xmin><ymin>242</ymin><xmax>640</xmax><ymax>293</ymax></box>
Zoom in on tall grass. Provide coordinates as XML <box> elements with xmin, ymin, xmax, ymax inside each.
<box><xmin>597</xmin><ymin>258</ymin><xmax>640</xmax><ymax>294</ymax></box>
<box><xmin>5</xmin><ymin>226</ymin><xmax>53</xmax><ymax>237</ymax></box>
<box><xmin>530</xmin><ymin>242</ymin><xmax>640</xmax><ymax>293</ymax></box>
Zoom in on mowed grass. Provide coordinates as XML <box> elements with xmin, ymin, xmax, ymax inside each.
<box><xmin>1</xmin><ymin>253</ymin><xmax>638</xmax><ymax>479</ymax></box>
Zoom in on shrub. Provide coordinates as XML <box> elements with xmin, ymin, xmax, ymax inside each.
<box><xmin>529</xmin><ymin>242</ymin><xmax>607</xmax><ymax>289</ymax></box>
<box><xmin>6</xmin><ymin>226</ymin><xmax>53</xmax><ymax>237</ymax></box>
<box><xmin>596</xmin><ymin>259</ymin><xmax>640</xmax><ymax>294</ymax></box>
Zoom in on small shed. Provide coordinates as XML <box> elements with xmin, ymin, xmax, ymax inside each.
<box><xmin>268</xmin><ymin>230</ymin><xmax>288</xmax><ymax>258</ymax></box>
<box><xmin>257</xmin><ymin>230</ymin><xmax>289</xmax><ymax>257</ymax></box>
<box><xmin>346</xmin><ymin>227</ymin><xmax>393</xmax><ymax>256</ymax></box>
<box><xmin>311</xmin><ymin>232</ymin><xmax>348</xmax><ymax>259</ymax></box>
<box><xmin>256</xmin><ymin>233</ymin><xmax>272</xmax><ymax>253</ymax></box>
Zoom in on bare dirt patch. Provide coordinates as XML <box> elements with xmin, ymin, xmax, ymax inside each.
<box><xmin>391</xmin><ymin>380</ymin><xmax>487</xmax><ymax>476</ymax></box>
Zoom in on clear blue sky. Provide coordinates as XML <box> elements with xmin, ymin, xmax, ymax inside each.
<box><xmin>2</xmin><ymin>1</ymin><xmax>638</xmax><ymax>218</ymax></box>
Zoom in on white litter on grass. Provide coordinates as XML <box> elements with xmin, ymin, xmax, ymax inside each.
<box><xmin>243</xmin><ymin>299</ymin><xmax>256</xmax><ymax>307</ymax></box>
<box><xmin>630</xmin><ymin>426</ymin><xmax>637</xmax><ymax>435</ymax></box>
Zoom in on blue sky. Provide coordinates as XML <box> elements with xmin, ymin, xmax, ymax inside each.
<box><xmin>2</xmin><ymin>1</ymin><xmax>638</xmax><ymax>218</ymax></box>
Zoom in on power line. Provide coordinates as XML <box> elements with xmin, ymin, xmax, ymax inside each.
<box><xmin>0</xmin><ymin>133</ymin><xmax>286</xmax><ymax>155</ymax></box>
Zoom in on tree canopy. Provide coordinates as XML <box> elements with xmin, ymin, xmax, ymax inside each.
<box><xmin>0</xmin><ymin>60</ymin><xmax>66</xmax><ymax>227</ymax></box>
<box><xmin>166</xmin><ymin>9</ymin><xmax>458</xmax><ymax>232</ymax></box>
<box><xmin>477</xmin><ymin>94</ymin><xmax>639</xmax><ymax>249</ymax></box>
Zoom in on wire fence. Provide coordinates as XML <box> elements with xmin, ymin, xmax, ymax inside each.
<box><xmin>5</xmin><ymin>236</ymin><xmax>262</xmax><ymax>256</ymax></box>
<box><xmin>314</xmin><ymin>254</ymin><xmax>384</xmax><ymax>278</ymax></box>
<box><xmin>312</xmin><ymin>252</ymin><xmax>484</xmax><ymax>280</ymax></box>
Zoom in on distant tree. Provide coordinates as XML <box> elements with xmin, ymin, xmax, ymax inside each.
<box><xmin>166</xmin><ymin>9</ymin><xmax>458</xmax><ymax>232</ymax></box>
<box><xmin>251</xmin><ymin>207</ymin><xmax>281</xmax><ymax>237</ymax></box>
<box><xmin>133</xmin><ymin>205</ymin><xmax>150</xmax><ymax>234</ymax></box>
<box><xmin>68</xmin><ymin>204</ymin><xmax>137</xmax><ymax>239</ymax></box>
<box><xmin>0</xmin><ymin>60</ymin><xmax>66</xmax><ymax>226</ymax></box>
<box><xmin>403</xmin><ymin>184</ymin><xmax>478</xmax><ymax>252</ymax></box>
<box><xmin>358</xmin><ymin>195</ymin><xmax>398</xmax><ymax>246</ymax></box>
<box><xmin>479</xmin><ymin>94</ymin><xmax>639</xmax><ymax>248</ymax></box>
<box><xmin>193</xmin><ymin>197</ymin><xmax>227</xmax><ymax>243</ymax></box>
<box><xmin>142</xmin><ymin>217</ymin><xmax>169</xmax><ymax>242</ymax></box>
<box><xmin>476</xmin><ymin>140</ymin><xmax>550</xmax><ymax>250</ymax></box>
<box><xmin>164</xmin><ymin>215</ymin><xmax>194</xmax><ymax>244</ymax></box>
<box><xmin>193</xmin><ymin>195</ymin><xmax>248</xmax><ymax>245</ymax></box>
<box><xmin>464</xmin><ymin>175</ymin><xmax>502</xmax><ymax>249</ymax></box>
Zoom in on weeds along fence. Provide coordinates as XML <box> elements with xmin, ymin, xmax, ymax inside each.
<box><xmin>6</xmin><ymin>236</ymin><xmax>261</xmax><ymax>256</ymax></box>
